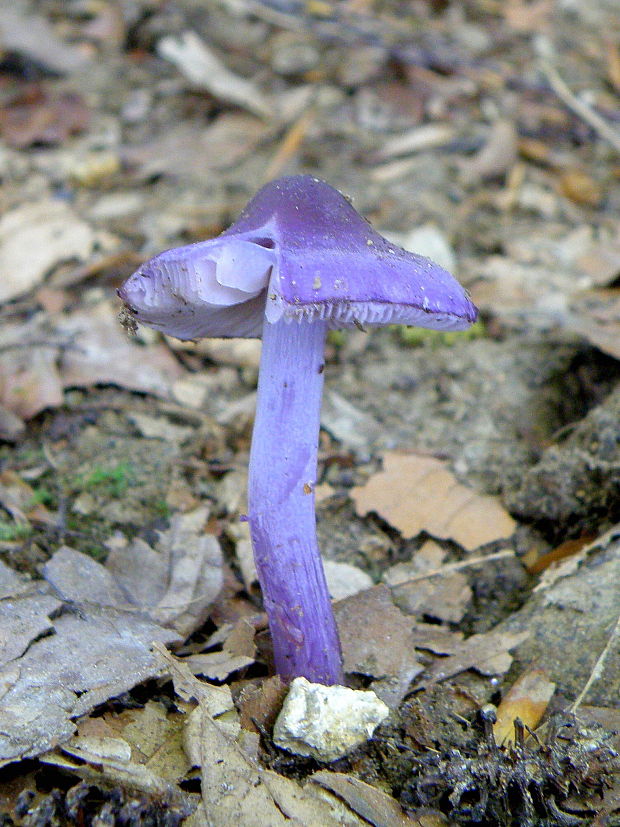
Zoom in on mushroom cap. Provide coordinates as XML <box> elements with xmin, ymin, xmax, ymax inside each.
<box><xmin>119</xmin><ymin>175</ymin><xmax>477</xmax><ymax>339</ymax></box>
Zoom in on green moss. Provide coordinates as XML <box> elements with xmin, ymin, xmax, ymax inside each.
<box><xmin>395</xmin><ymin>319</ymin><xmax>486</xmax><ymax>347</ymax></box>
<box><xmin>327</xmin><ymin>330</ymin><xmax>346</xmax><ymax>348</ymax></box>
<box><xmin>0</xmin><ymin>521</ymin><xmax>32</xmax><ymax>542</ymax></box>
<box><xmin>153</xmin><ymin>500</ymin><xmax>171</xmax><ymax>519</ymax></box>
<box><xmin>74</xmin><ymin>461</ymin><xmax>135</xmax><ymax>498</ymax></box>
<box><xmin>28</xmin><ymin>486</ymin><xmax>56</xmax><ymax>508</ymax></box>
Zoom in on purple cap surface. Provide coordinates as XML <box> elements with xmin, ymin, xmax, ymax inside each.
<box><xmin>119</xmin><ymin>175</ymin><xmax>477</xmax><ymax>339</ymax></box>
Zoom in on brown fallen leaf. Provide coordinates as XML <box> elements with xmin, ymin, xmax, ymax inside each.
<box><xmin>238</xmin><ymin>676</ymin><xmax>287</xmax><ymax>735</ymax></box>
<box><xmin>0</xmin><ymin>302</ymin><xmax>183</xmax><ymax>420</ymax></box>
<box><xmin>0</xmin><ymin>590</ymin><xmax>61</xmax><ymax>667</ymax></box>
<box><xmin>415</xmin><ymin>629</ymin><xmax>529</xmax><ymax>689</ymax></box>
<box><xmin>122</xmin><ymin>115</ymin><xmax>272</xmax><ymax>180</ymax></box>
<box><xmin>559</xmin><ymin>169</ymin><xmax>603</xmax><ymax>207</ymax></box>
<box><xmin>0</xmin><ymin>88</ymin><xmax>90</xmax><ymax>149</ymax></box>
<box><xmin>41</xmin><ymin>701</ymin><xmax>193</xmax><ymax>804</ymax></box>
<box><xmin>187</xmin><ymin>687</ymin><xmax>360</xmax><ymax>826</ymax></box>
<box><xmin>44</xmin><ymin>514</ymin><xmax>222</xmax><ymax>641</ymax></box>
<box><xmin>493</xmin><ymin>669</ymin><xmax>556</xmax><ymax>744</ymax></box>
<box><xmin>383</xmin><ymin>540</ymin><xmax>471</xmax><ymax>623</ymax></box>
<box><xmin>0</xmin><ymin>469</ymin><xmax>53</xmax><ymax>526</ymax></box>
<box><xmin>183</xmin><ymin>651</ymin><xmax>254</xmax><ymax>682</ymax></box>
<box><xmin>335</xmin><ymin>585</ymin><xmax>424</xmax><ymax>708</ymax></box>
<box><xmin>153</xmin><ymin>643</ymin><xmax>234</xmax><ymax>717</ymax></box>
<box><xmin>0</xmin><ymin>405</ymin><xmax>24</xmax><ymax>442</ymax></box>
<box><xmin>525</xmin><ymin>534</ymin><xmax>596</xmax><ymax>575</ymax></box>
<box><xmin>409</xmin><ymin>622</ymin><xmax>464</xmax><ymax>655</ymax></box>
<box><xmin>261</xmin><ymin>769</ymin><xmax>369</xmax><ymax>826</ymax></box>
<box><xmin>311</xmin><ymin>771</ymin><xmax>434</xmax><ymax>827</ymax></box>
<box><xmin>606</xmin><ymin>40</ymin><xmax>620</xmax><ymax>93</ymax></box>
<box><xmin>503</xmin><ymin>0</ymin><xmax>552</xmax><ymax>32</ymax></box>
<box><xmin>351</xmin><ymin>453</ymin><xmax>516</xmax><ymax>550</ymax></box>
<box><xmin>0</xmin><ymin>318</ymin><xmax>64</xmax><ymax>419</ymax></box>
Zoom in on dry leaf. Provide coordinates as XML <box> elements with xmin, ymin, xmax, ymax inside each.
<box><xmin>311</xmin><ymin>771</ymin><xmax>426</xmax><ymax>827</ymax></box>
<box><xmin>526</xmin><ymin>534</ymin><xmax>595</xmax><ymax>575</ymax></box>
<box><xmin>238</xmin><ymin>676</ymin><xmax>287</xmax><ymax>734</ymax></box>
<box><xmin>153</xmin><ymin>643</ymin><xmax>234</xmax><ymax>718</ymax></box>
<box><xmin>0</xmin><ymin>469</ymin><xmax>53</xmax><ymax>526</ymax></box>
<box><xmin>0</xmin><ymin>559</ymin><xmax>33</xmax><ymax>600</ymax></box>
<box><xmin>262</xmin><ymin>769</ymin><xmax>368</xmax><ymax>826</ymax></box>
<box><xmin>0</xmin><ymin>201</ymin><xmax>94</xmax><ymax>302</ymax></box>
<box><xmin>41</xmin><ymin>701</ymin><xmax>192</xmax><ymax>802</ymax></box>
<box><xmin>0</xmin><ymin>591</ymin><xmax>61</xmax><ymax>667</ymax></box>
<box><xmin>503</xmin><ymin>0</ymin><xmax>552</xmax><ymax>32</ymax></box>
<box><xmin>0</xmin><ymin>405</ymin><xmax>24</xmax><ymax>442</ymax></box>
<box><xmin>157</xmin><ymin>32</ymin><xmax>271</xmax><ymax>118</ymax></box>
<box><xmin>58</xmin><ymin>301</ymin><xmax>183</xmax><ymax>399</ymax></box>
<box><xmin>0</xmin><ymin>8</ymin><xmax>88</xmax><ymax>74</ymax></box>
<box><xmin>0</xmin><ymin>318</ymin><xmax>64</xmax><ymax>419</ymax></box>
<box><xmin>409</xmin><ymin>622</ymin><xmax>464</xmax><ymax>655</ymax></box>
<box><xmin>183</xmin><ymin>651</ymin><xmax>254</xmax><ymax>682</ymax></box>
<box><xmin>0</xmin><ymin>303</ymin><xmax>183</xmax><ymax>420</ymax></box>
<box><xmin>123</xmin><ymin>116</ymin><xmax>271</xmax><ymax>179</ymax></box>
<box><xmin>0</xmin><ymin>583</ymin><xmax>181</xmax><ymax>766</ymax></box>
<box><xmin>351</xmin><ymin>453</ymin><xmax>516</xmax><ymax>550</ymax></box>
<box><xmin>335</xmin><ymin>585</ymin><xmax>424</xmax><ymax>708</ymax></box>
<box><xmin>183</xmin><ymin>688</ymin><xmax>369</xmax><ymax>826</ymax></box>
<box><xmin>105</xmin><ymin>508</ymin><xmax>223</xmax><ymax>637</ymax></box>
<box><xmin>416</xmin><ymin>629</ymin><xmax>529</xmax><ymax>689</ymax></box>
<box><xmin>559</xmin><ymin>169</ymin><xmax>602</xmax><ymax>207</ymax></box>
<box><xmin>493</xmin><ymin>669</ymin><xmax>556</xmax><ymax>744</ymax></box>
<box><xmin>383</xmin><ymin>540</ymin><xmax>472</xmax><ymax>623</ymax></box>
<box><xmin>0</xmin><ymin>89</ymin><xmax>90</xmax><ymax>149</ymax></box>
<box><xmin>460</xmin><ymin>120</ymin><xmax>518</xmax><ymax>181</ymax></box>
<box><xmin>191</xmin><ymin>695</ymin><xmax>351</xmax><ymax>825</ymax></box>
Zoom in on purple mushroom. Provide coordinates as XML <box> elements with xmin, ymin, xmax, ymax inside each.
<box><xmin>118</xmin><ymin>175</ymin><xmax>477</xmax><ymax>686</ymax></box>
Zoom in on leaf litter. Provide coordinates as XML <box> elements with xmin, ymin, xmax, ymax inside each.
<box><xmin>2</xmin><ymin>0</ymin><xmax>620</xmax><ymax>822</ymax></box>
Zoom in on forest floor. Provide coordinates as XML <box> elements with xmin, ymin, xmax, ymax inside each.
<box><xmin>1</xmin><ymin>1</ymin><xmax>620</xmax><ymax>824</ymax></box>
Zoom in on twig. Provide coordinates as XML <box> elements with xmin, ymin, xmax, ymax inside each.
<box><xmin>541</xmin><ymin>60</ymin><xmax>620</xmax><ymax>155</ymax></box>
<box><xmin>570</xmin><ymin>609</ymin><xmax>620</xmax><ymax>713</ymax></box>
<box><xmin>389</xmin><ymin>548</ymin><xmax>514</xmax><ymax>587</ymax></box>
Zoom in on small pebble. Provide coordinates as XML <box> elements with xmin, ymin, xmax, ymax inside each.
<box><xmin>273</xmin><ymin>677</ymin><xmax>389</xmax><ymax>762</ymax></box>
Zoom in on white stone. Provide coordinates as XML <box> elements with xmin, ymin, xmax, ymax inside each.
<box><xmin>273</xmin><ymin>677</ymin><xmax>389</xmax><ymax>762</ymax></box>
<box><xmin>323</xmin><ymin>560</ymin><xmax>373</xmax><ymax>601</ymax></box>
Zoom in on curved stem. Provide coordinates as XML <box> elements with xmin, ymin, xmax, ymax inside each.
<box><xmin>248</xmin><ymin>318</ymin><xmax>343</xmax><ymax>685</ymax></box>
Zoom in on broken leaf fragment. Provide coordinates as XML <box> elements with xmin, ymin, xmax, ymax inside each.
<box><xmin>493</xmin><ymin>668</ymin><xmax>556</xmax><ymax>744</ymax></box>
<box><xmin>41</xmin><ymin>701</ymin><xmax>192</xmax><ymax>802</ymax></box>
<box><xmin>0</xmin><ymin>586</ymin><xmax>181</xmax><ymax>766</ymax></box>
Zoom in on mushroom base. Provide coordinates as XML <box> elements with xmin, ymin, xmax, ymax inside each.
<box><xmin>248</xmin><ymin>317</ymin><xmax>343</xmax><ymax>685</ymax></box>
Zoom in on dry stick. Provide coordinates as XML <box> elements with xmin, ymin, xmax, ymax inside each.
<box><xmin>541</xmin><ymin>60</ymin><xmax>620</xmax><ymax>155</ymax></box>
<box><xmin>262</xmin><ymin>105</ymin><xmax>315</xmax><ymax>183</ymax></box>
<box><xmin>389</xmin><ymin>548</ymin><xmax>514</xmax><ymax>587</ymax></box>
<box><xmin>570</xmin><ymin>609</ymin><xmax>620</xmax><ymax>713</ymax></box>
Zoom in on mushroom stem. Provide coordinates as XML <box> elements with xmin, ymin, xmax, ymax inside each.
<box><xmin>248</xmin><ymin>317</ymin><xmax>343</xmax><ymax>685</ymax></box>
